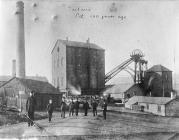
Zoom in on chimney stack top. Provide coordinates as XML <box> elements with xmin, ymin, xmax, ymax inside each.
<box><xmin>16</xmin><ymin>1</ymin><xmax>24</xmax><ymax>8</ymax></box>
<box><xmin>86</xmin><ymin>38</ymin><xmax>90</xmax><ymax>43</ymax></box>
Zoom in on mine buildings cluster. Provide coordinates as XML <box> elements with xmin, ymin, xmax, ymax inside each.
<box><xmin>0</xmin><ymin>1</ymin><xmax>178</xmax><ymax>117</ymax></box>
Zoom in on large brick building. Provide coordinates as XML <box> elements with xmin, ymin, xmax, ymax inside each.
<box><xmin>51</xmin><ymin>39</ymin><xmax>105</xmax><ymax>95</ymax></box>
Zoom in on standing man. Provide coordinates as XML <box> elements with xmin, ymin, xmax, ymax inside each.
<box><xmin>74</xmin><ymin>98</ymin><xmax>80</xmax><ymax>116</ymax></box>
<box><xmin>61</xmin><ymin>98</ymin><xmax>66</xmax><ymax>118</ymax></box>
<box><xmin>26</xmin><ymin>91</ymin><xmax>36</xmax><ymax>127</ymax></box>
<box><xmin>102</xmin><ymin>99</ymin><xmax>107</xmax><ymax>120</ymax></box>
<box><xmin>69</xmin><ymin>98</ymin><xmax>75</xmax><ymax>117</ymax></box>
<box><xmin>47</xmin><ymin>99</ymin><xmax>54</xmax><ymax>122</ymax></box>
<box><xmin>92</xmin><ymin>99</ymin><xmax>98</xmax><ymax>116</ymax></box>
<box><xmin>83</xmin><ymin>99</ymin><xmax>89</xmax><ymax>116</ymax></box>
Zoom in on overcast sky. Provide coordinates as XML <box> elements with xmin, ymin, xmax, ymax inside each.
<box><xmin>0</xmin><ymin>0</ymin><xmax>179</xmax><ymax>83</ymax></box>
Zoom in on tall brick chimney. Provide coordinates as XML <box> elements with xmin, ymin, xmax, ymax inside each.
<box><xmin>15</xmin><ymin>1</ymin><xmax>26</xmax><ymax>78</ymax></box>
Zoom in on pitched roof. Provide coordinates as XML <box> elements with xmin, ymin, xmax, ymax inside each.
<box><xmin>26</xmin><ymin>76</ymin><xmax>48</xmax><ymax>82</ymax></box>
<box><xmin>17</xmin><ymin>78</ymin><xmax>59</xmax><ymax>94</ymax></box>
<box><xmin>0</xmin><ymin>75</ymin><xmax>48</xmax><ymax>82</ymax></box>
<box><xmin>147</xmin><ymin>65</ymin><xmax>172</xmax><ymax>72</ymax></box>
<box><xmin>0</xmin><ymin>77</ymin><xmax>60</xmax><ymax>94</ymax></box>
<box><xmin>51</xmin><ymin>39</ymin><xmax>104</xmax><ymax>53</ymax></box>
<box><xmin>135</xmin><ymin>96</ymin><xmax>173</xmax><ymax>105</ymax></box>
<box><xmin>125</xmin><ymin>84</ymin><xmax>144</xmax><ymax>93</ymax></box>
<box><xmin>0</xmin><ymin>76</ymin><xmax>12</xmax><ymax>82</ymax></box>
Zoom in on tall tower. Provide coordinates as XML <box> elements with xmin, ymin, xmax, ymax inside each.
<box><xmin>15</xmin><ymin>1</ymin><xmax>26</xmax><ymax>78</ymax></box>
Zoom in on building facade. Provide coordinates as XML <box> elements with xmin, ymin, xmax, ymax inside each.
<box><xmin>51</xmin><ymin>39</ymin><xmax>105</xmax><ymax>95</ymax></box>
<box><xmin>125</xmin><ymin>96</ymin><xmax>179</xmax><ymax>116</ymax></box>
<box><xmin>0</xmin><ymin>77</ymin><xmax>62</xmax><ymax>110</ymax></box>
<box><xmin>144</xmin><ymin>65</ymin><xmax>173</xmax><ymax>97</ymax></box>
<box><xmin>124</xmin><ymin>84</ymin><xmax>144</xmax><ymax>99</ymax></box>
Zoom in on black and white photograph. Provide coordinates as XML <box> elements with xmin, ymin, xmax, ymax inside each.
<box><xmin>0</xmin><ymin>0</ymin><xmax>179</xmax><ymax>139</ymax></box>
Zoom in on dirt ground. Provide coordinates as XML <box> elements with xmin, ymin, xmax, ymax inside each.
<box><xmin>0</xmin><ymin>110</ymin><xmax>179</xmax><ymax>140</ymax></box>
<box><xmin>0</xmin><ymin>111</ymin><xmax>48</xmax><ymax>126</ymax></box>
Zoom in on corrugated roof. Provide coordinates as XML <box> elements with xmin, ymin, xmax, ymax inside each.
<box><xmin>0</xmin><ymin>77</ymin><xmax>60</xmax><ymax>94</ymax></box>
<box><xmin>0</xmin><ymin>76</ymin><xmax>12</xmax><ymax>82</ymax></box>
<box><xmin>125</xmin><ymin>84</ymin><xmax>144</xmax><ymax>93</ymax></box>
<box><xmin>51</xmin><ymin>39</ymin><xmax>104</xmax><ymax>53</ymax></box>
<box><xmin>147</xmin><ymin>65</ymin><xmax>171</xmax><ymax>72</ymax></box>
<box><xmin>26</xmin><ymin>76</ymin><xmax>48</xmax><ymax>82</ymax></box>
<box><xmin>17</xmin><ymin>78</ymin><xmax>59</xmax><ymax>94</ymax></box>
<box><xmin>136</xmin><ymin>96</ymin><xmax>173</xmax><ymax>105</ymax></box>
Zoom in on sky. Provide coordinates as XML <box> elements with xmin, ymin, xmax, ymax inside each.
<box><xmin>0</xmin><ymin>0</ymin><xmax>179</xmax><ymax>84</ymax></box>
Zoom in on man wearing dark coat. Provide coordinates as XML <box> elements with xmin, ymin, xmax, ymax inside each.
<box><xmin>69</xmin><ymin>99</ymin><xmax>75</xmax><ymax>117</ymax></box>
<box><xmin>61</xmin><ymin>98</ymin><xmax>66</xmax><ymax>118</ymax></box>
<box><xmin>74</xmin><ymin>98</ymin><xmax>80</xmax><ymax>116</ymax></box>
<box><xmin>47</xmin><ymin>99</ymin><xmax>54</xmax><ymax>122</ymax></box>
<box><xmin>102</xmin><ymin>99</ymin><xmax>107</xmax><ymax>120</ymax></box>
<box><xmin>92</xmin><ymin>99</ymin><xmax>98</xmax><ymax>116</ymax></box>
<box><xmin>83</xmin><ymin>99</ymin><xmax>89</xmax><ymax>116</ymax></box>
<box><xmin>26</xmin><ymin>91</ymin><xmax>36</xmax><ymax>127</ymax></box>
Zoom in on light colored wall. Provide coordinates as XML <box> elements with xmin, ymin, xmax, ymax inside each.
<box><xmin>52</xmin><ymin>41</ymin><xmax>66</xmax><ymax>92</ymax></box>
<box><xmin>139</xmin><ymin>102</ymin><xmax>165</xmax><ymax>116</ymax></box>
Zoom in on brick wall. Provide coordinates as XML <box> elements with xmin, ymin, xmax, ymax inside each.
<box><xmin>166</xmin><ymin>98</ymin><xmax>179</xmax><ymax>116</ymax></box>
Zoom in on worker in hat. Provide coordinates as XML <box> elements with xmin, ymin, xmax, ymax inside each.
<box><xmin>26</xmin><ymin>91</ymin><xmax>36</xmax><ymax>127</ymax></box>
<box><xmin>47</xmin><ymin>99</ymin><xmax>54</xmax><ymax>122</ymax></box>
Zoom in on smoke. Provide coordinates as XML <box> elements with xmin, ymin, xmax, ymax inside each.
<box><xmin>148</xmin><ymin>76</ymin><xmax>155</xmax><ymax>87</ymax></box>
<box><xmin>103</xmin><ymin>84</ymin><xmax>132</xmax><ymax>96</ymax></box>
<box><xmin>68</xmin><ymin>83</ymin><xmax>81</xmax><ymax>96</ymax></box>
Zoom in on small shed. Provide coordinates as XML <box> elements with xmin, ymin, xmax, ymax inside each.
<box><xmin>125</xmin><ymin>96</ymin><xmax>179</xmax><ymax>116</ymax></box>
<box><xmin>0</xmin><ymin>77</ymin><xmax>62</xmax><ymax>111</ymax></box>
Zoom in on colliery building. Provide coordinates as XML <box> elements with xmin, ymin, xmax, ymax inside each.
<box><xmin>0</xmin><ymin>77</ymin><xmax>62</xmax><ymax>110</ymax></box>
<box><xmin>51</xmin><ymin>39</ymin><xmax>105</xmax><ymax>95</ymax></box>
<box><xmin>144</xmin><ymin>65</ymin><xmax>173</xmax><ymax>97</ymax></box>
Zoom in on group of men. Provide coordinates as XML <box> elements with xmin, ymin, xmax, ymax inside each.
<box><xmin>61</xmin><ymin>97</ymin><xmax>101</xmax><ymax>118</ymax></box>
<box><xmin>26</xmin><ymin>91</ymin><xmax>108</xmax><ymax>127</ymax></box>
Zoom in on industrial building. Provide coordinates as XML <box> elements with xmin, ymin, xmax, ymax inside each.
<box><xmin>51</xmin><ymin>39</ymin><xmax>105</xmax><ymax>95</ymax></box>
<box><xmin>125</xmin><ymin>96</ymin><xmax>179</xmax><ymax>117</ymax></box>
<box><xmin>0</xmin><ymin>77</ymin><xmax>62</xmax><ymax>110</ymax></box>
<box><xmin>0</xmin><ymin>1</ymin><xmax>62</xmax><ymax>111</ymax></box>
<box><xmin>144</xmin><ymin>65</ymin><xmax>173</xmax><ymax>97</ymax></box>
<box><xmin>124</xmin><ymin>84</ymin><xmax>145</xmax><ymax>99</ymax></box>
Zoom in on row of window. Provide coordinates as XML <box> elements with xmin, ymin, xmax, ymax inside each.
<box><xmin>146</xmin><ymin>104</ymin><xmax>161</xmax><ymax>112</ymax></box>
<box><xmin>53</xmin><ymin>57</ymin><xmax>64</xmax><ymax>68</ymax></box>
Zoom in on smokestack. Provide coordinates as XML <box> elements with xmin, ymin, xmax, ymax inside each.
<box><xmin>86</xmin><ymin>38</ymin><xmax>90</xmax><ymax>43</ymax></box>
<box><xmin>15</xmin><ymin>1</ymin><xmax>26</xmax><ymax>78</ymax></box>
<box><xmin>12</xmin><ymin>59</ymin><xmax>16</xmax><ymax>77</ymax></box>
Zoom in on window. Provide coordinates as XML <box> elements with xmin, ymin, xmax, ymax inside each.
<box><xmin>61</xmin><ymin>57</ymin><xmax>64</xmax><ymax>66</ymax></box>
<box><xmin>57</xmin><ymin>58</ymin><xmax>59</xmax><ymax>67</ymax></box>
<box><xmin>57</xmin><ymin>47</ymin><xmax>59</xmax><ymax>52</ymax></box>
<box><xmin>158</xmin><ymin>105</ymin><xmax>161</xmax><ymax>112</ymax></box>
<box><xmin>61</xmin><ymin>77</ymin><xmax>64</xmax><ymax>86</ymax></box>
<box><xmin>146</xmin><ymin>104</ymin><xmax>149</xmax><ymax>110</ymax></box>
